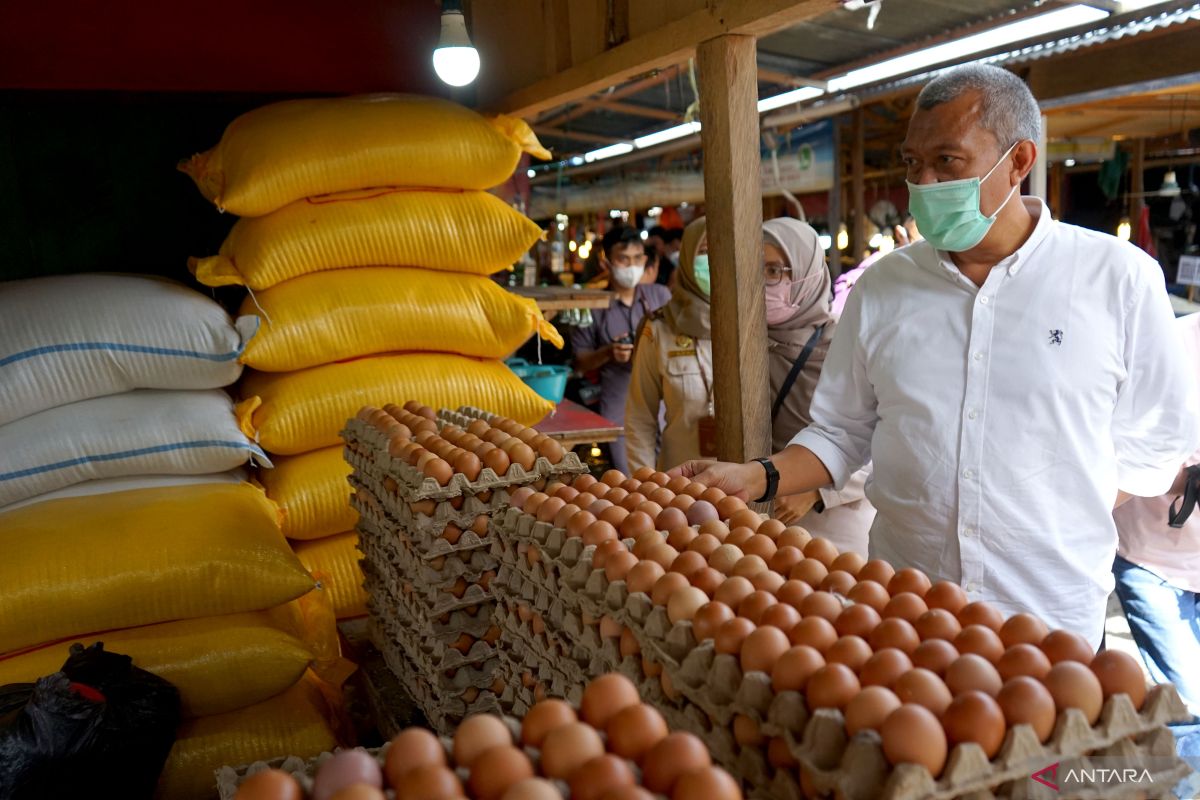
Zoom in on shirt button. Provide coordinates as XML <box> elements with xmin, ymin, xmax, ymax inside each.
<box><xmin>968</xmin><ymin>409</ymin><xmax>979</xmax><ymax>420</ymax></box>
<box><xmin>963</xmin><ymin>526</ymin><xmax>974</xmax><ymax>537</ymax></box>
<box><xmin>965</xmin><ymin>581</ymin><xmax>981</xmax><ymax>593</ymax></box>
<box><xmin>980</xmin><ymin>296</ymin><xmax>990</xmax><ymax>305</ymax></box>
<box><xmin>973</xmin><ymin>352</ymin><xmax>984</xmax><ymax>361</ymax></box>
<box><xmin>963</xmin><ymin>468</ymin><xmax>974</xmax><ymax>479</ymax></box>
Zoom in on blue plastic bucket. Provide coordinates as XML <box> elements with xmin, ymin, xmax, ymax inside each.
<box><xmin>506</xmin><ymin>358</ymin><xmax>569</xmax><ymax>404</ymax></box>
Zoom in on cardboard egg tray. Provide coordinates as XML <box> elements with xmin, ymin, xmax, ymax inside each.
<box><xmin>351</xmin><ymin>474</ymin><xmax>502</xmax><ymax>555</ymax></box>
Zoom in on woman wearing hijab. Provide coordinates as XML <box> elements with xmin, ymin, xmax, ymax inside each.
<box><xmin>625</xmin><ymin>217</ymin><xmax>713</xmax><ymax>473</ymax></box>
<box><xmin>764</xmin><ymin>217</ymin><xmax>875</xmax><ymax>557</ymax></box>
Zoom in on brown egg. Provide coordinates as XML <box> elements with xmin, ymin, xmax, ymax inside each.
<box><xmin>666</xmin><ymin>527</ymin><xmax>698</xmax><ymax>551</ymax></box>
<box><xmin>800</xmin><ymin>591</ymin><xmax>845</xmax><ymax>624</ymax></box>
<box><xmin>1091</xmin><ymin>650</ymin><xmax>1146</xmax><ymax>710</ymax></box>
<box><xmin>945</xmin><ymin>653</ymin><xmax>1003</xmax><ymax>697</ymax></box>
<box><xmin>911</xmin><ymin>639</ymin><xmax>959</xmax><ymax>677</ymax></box>
<box><xmin>385</xmin><ymin>728</ymin><xmax>446</xmax><ymax>786</ymax></box>
<box><xmin>508</xmin><ymin>486</ymin><xmax>535</xmax><ymax>511</ymax></box>
<box><xmin>741</xmin><ymin>534</ymin><xmax>778</xmax><ymax>561</ymax></box>
<box><xmin>924</xmin><ymin>581</ymin><xmax>968</xmax><ymax>615</ymax></box>
<box><xmin>602</xmin><ymin>470</ymin><xmax>627</xmax><ymax>487</ymax></box>
<box><xmin>727</xmin><ymin>509</ymin><xmax>763</xmax><ymax>531</ymax></box>
<box><xmin>770</xmin><ymin>644</ymin><xmax>825</xmax><ymax>692</ymax></box>
<box><xmin>776</xmin><ymin>579</ymin><xmax>814</xmax><ymax>609</ymax></box>
<box><xmin>668</xmin><ymin>586</ymin><xmax>711</xmax><ymax>623</ymax></box>
<box><xmin>845</xmin><ymin>685</ymin><xmax>903</xmax><ymax>736</ymax></box>
<box><xmin>725</xmin><ymin>527</ymin><xmax>755</xmax><ymax>549</ymax></box>
<box><xmin>751</xmin><ymin>569</ymin><xmax>785</xmax><ymax>594</ymax></box>
<box><xmin>396</xmin><ymin>766</ymin><xmax>463</xmax><ymax>800</ymax></box>
<box><xmin>592</xmin><ymin>539</ymin><xmax>626</xmax><ymax>571</ymax></box>
<box><xmin>888</xmin><ymin>568</ymin><xmax>933</xmax><ymax>598</ymax></box>
<box><xmin>894</xmin><ymin>668</ymin><xmax>953</xmax><ymax>716</ymax></box>
<box><xmin>599</xmin><ymin>505</ymin><xmax>629</xmax><ymax>528</ymax></box>
<box><xmin>699</xmin><ymin>486</ymin><xmax>727</xmax><ymax>506</ymax></box>
<box><xmin>652</xmin><ymin>572</ymin><xmax>692</xmax><ymax>606</ymax></box>
<box><xmin>540</xmin><ymin>722</ymin><xmax>606</xmax><ymax>780</ymax></box>
<box><xmin>650</xmin><ymin>487</ymin><xmax>678</xmax><ymax>508</ymax></box>
<box><xmin>453</xmin><ymin>715</ymin><xmax>512</xmax><ymax>768</ymax></box>
<box><xmin>846</xmin><ymin>580</ymin><xmax>890</xmax><ymax>614</ymax></box>
<box><xmin>606</xmin><ymin>703</ymin><xmax>669</xmax><ymax>762</ymax></box>
<box><xmin>597</xmin><ymin>788</ymin><xmax>655</xmax><ymax>800</ymax></box>
<box><xmin>732</xmin><ymin>555</ymin><xmax>769</xmax><ymax>579</ymax></box>
<box><xmin>536</xmin><ymin>497</ymin><xmax>566</xmax><ymax>524</ymax></box>
<box><xmin>537</xmin><ymin>437</ymin><xmax>565</xmax><ymax>463</ymax></box>
<box><xmin>642</xmin><ymin>656</ymin><xmax>662</xmax><ymax>678</ymax></box>
<box><xmin>646</xmin><ymin>543</ymin><xmax>680</xmax><ymax>570</ymax></box>
<box><xmin>236</xmin><ymin>769</ymin><xmax>303</xmax><ymax>800</ymax></box>
<box><xmin>469</xmin><ymin>747</ymin><xmax>535</xmax><ymax>800</ymax></box>
<box><xmin>618</xmin><ymin>511</ymin><xmax>654</xmax><ymax>541</ymax></box>
<box><xmin>452</xmin><ymin>450</ymin><xmax>483</xmax><ymax>481</ymax></box>
<box><xmin>869</xmin><ymin>618</ymin><xmax>921</xmax><ymax>655</ymax></box>
<box><xmin>790</xmin><ymin>558</ymin><xmax>830</xmax><ymax>589</ymax></box>
<box><xmin>686</xmin><ymin>500</ymin><xmax>721</xmax><ymax>526</ymax></box>
<box><xmin>603</xmin><ymin>550</ymin><xmax>641</xmax><ymax>584</ymax></box>
<box><xmin>660</xmin><ymin>670</ymin><xmax>681</xmax><ymax>701</ymax></box>
<box><xmin>708</xmin><ymin>544</ymin><xmax>745</xmax><ymax>575</ymax></box>
<box><xmin>669</xmin><ymin>550</ymin><xmax>709</xmax><ymax>578</ymax></box>
<box><xmin>996</xmin><ymin>643</ymin><xmax>1052</xmax><ymax>682</ymax></box>
<box><xmin>835</xmin><ymin>604</ymin><xmax>882</xmax><ymax>639</ymax></box>
<box><xmin>767</xmin><ymin>737</ymin><xmax>798</xmax><ymax>769</ymax></box>
<box><xmin>683</xmin><ymin>482</ymin><xmax>708</xmax><ymax>499</ymax></box>
<box><xmin>860</xmin><ymin>648</ymin><xmax>914</xmax><ymax>689</ymax></box>
<box><xmin>687</xmin><ymin>533</ymin><xmax>723</xmax><ymax>559</ymax></box>
<box><xmin>666</xmin><ymin>475</ymin><xmax>691</xmax><ymax>493</ymax></box>
<box><xmin>501</xmin><ymin>778</ymin><xmax>560</xmax><ymax>800</ymax></box>
<box><xmin>715</xmin><ymin>618</ymin><xmax>757</xmax><ymax>656</ymax></box>
<box><xmin>553</xmin><ymin>503</ymin><xmax>584</xmax><ymax>530</ymax></box>
<box><xmin>633</xmin><ymin>530</ymin><xmax>664</xmax><ymax>559</ymax></box>
<box><xmin>954</xmin><ymin>624</ymin><xmax>1005</xmax><ymax>663</ymax></box>
<box><xmin>508</xmin><ymin>442</ymin><xmax>537</xmax><ymax>472</ymax></box>
<box><xmin>619</xmin><ymin>627</ymin><xmax>640</xmax><ymax>658</ymax></box>
<box><xmin>820</xmin><ymin>570</ymin><xmax>858</xmax><ymax>596</ymax></box>
<box><xmin>760</xmin><ymin>602</ymin><xmax>802</xmax><ymax>631</ymax></box>
<box><xmin>1040</xmin><ymin>630</ymin><xmax>1095</xmax><ymax>665</ymax></box>
<box><xmin>482</xmin><ymin>447</ymin><xmax>511</xmax><ymax>476</ymax></box>
<box><xmin>669</xmin><ymin>494</ymin><xmax>696</xmax><ymax>512</ymax></box>
<box><xmin>997</xmin><ymin>676</ymin><xmax>1058</xmax><ymax>742</ymax></box>
<box><xmin>732</xmin><ymin>714</ymin><xmax>764</xmax><ymax>747</ymax></box>
<box><xmin>856</xmin><ymin>560</ymin><xmax>898</xmax><ymax>587</ymax></box>
<box><xmin>566</xmin><ymin>511</ymin><xmax>598</xmax><ymax>539</ymax></box>
<box><xmin>693</xmin><ymin>602</ymin><xmax>736</xmax><ymax>642</ymax></box>
<box><xmin>768</xmin><ymin>546</ymin><xmax>805</xmax><ymax>576</ymax></box>
<box><xmin>521</xmin><ymin>699</ymin><xmax>578</xmax><ymax>748</ymax></box>
<box><xmin>690</xmin><ymin>567</ymin><xmax>725</xmax><ymax>597</ymax></box>
<box><xmin>698</xmin><ymin>519</ymin><xmax>731</xmax><ymax>540</ymax></box>
<box><xmin>741</xmin><ymin>625</ymin><xmax>792</xmax><ymax>674</ymax></box>
<box><xmin>713</xmin><ymin>575</ymin><xmax>755</xmax><ymax>609</ymax></box>
<box><xmin>423</xmin><ymin>457</ymin><xmax>454</xmax><ymax>487</ymax></box>
<box><xmin>999</xmin><ymin>613</ymin><xmax>1049</xmax><ymax>649</ymax></box>
<box><xmin>671</xmin><ymin>766</ymin><xmax>742</xmax><ymax>800</ymax></box>
<box><xmin>716</xmin><ymin>495</ymin><xmax>748</xmax><ymax>520</ymax></box>
<box><xmin>737</xmin><ymin>591</ymin><xmax>778</xmax><ymax>624</ymax></box>
<box><xmin>957</xmin><ymin>601</ymin><xmax>1004</xmax><ymax>632</ymax></box>
<box><xmin>915</xmin><ymin>609</ymin><xmax>962</xmax><ymax>642</ymax></box>
<box><xmin>806</xmin><ymin>663</ymin><xmax>861</xmax><ymax>709</ymax></box>
<box><xmin>824</xmin><ymin>552</ymin><xmax>862</xmax><ymax>578</ymax></box>
<box><xmin>826</xmin><ymin>635</ymin><xmax>874</xmax><ymax>672</ymax></box>
<box><xmin>569</xmin><ymin>755</ymin><xmax>636</xmax><ymax>800</ymax></box>
<box><xmin>788</xmin><ymin>616</ymin><xmax>839</xmax><ymax>653</ymax></box>
<box><xmin>622</xmin><ymin>493</ymin><xmax>649</xmax><ymax>512</ymax></box>
<box><xmin>642</xmin><ymin>733</ymin><xmax>713</xmax><ymax>794</ymax></box>
<box><xmin>882</xmin><ymin>593</ymin><xmax>929</xmax><ymax>625</ymax></box>
<box><xmin>775</xmin><ymin>526</ymin><xmax>811</xmax><ymax>550</ymax></box>
<box><xmin>802</xmin><ymin>537</ymin><xmax>839</xmax><ymax>568</ymax></box>
<box><xmin>588</xmin><ymin>499</ymin><xmax>614</xmax><ymax>516</ymax></box>
<box><xmin>882</xmin><ymin>704</ymin><xmax>948</xmax><ymax>777</ymax></box>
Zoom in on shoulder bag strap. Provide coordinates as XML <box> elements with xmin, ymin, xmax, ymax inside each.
<box><xmin>771</xmin><ymin>324</ymin><xmax>826</xmax><ymax>423</ymax></box>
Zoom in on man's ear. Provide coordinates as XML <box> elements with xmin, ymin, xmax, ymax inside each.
<box><xmin>1013</xmin><ymin>139</ymin><xmax>1038</xmax><ymax>183</ymax></box>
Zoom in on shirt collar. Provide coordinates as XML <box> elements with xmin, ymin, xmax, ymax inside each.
<box><xmin>928</xmin><ymin>196</ymin><xmax>1056</xmax><ymax>280</ymax></box>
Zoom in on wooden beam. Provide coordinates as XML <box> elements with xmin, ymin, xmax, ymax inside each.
<box><xmin>536</xmin><ymin>65</ymin><xmax>681</xmax><ymax>127</ymax></box>
<box><xmin>593</xmin><ymin>100</ymin><xmax>680</xmax><ymax>121</ymax></box>
<box><xmin>531</xmin><ymin>126</ymin><xmax>619</xmax><ymax>145</ymax></box>
<box><xmin>483</xmin><ymin>0</ymin><xmax>836</xmax><ymax>117</ymax></box>
<box><xmin>756</xmin><ymin>67</ymin><xmax>829</xmax><ymax>90</ymax></box>
<box><xmin>697</xmin><ymin>34</ymin><xmax>772</xmax><ymax>465</ymax></box>
<box><xmin>851</xmin><ymin>107</ymin><xmax>865</xmax><ymax>263</ymax></box>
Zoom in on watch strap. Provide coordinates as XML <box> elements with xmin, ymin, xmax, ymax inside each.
<box><xmin>752</xmin><ymin>457</ymin><xmax>779</xmax><ymax>504</ymax></box>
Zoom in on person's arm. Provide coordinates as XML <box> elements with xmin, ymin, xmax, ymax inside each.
<box><xmin>624</xmin><ymin>323</ymin><xmax>664</xmax><ymax>473</ymax></box>
<box><xmin>575</xmin><ymin>344</ymin><xmax>615</xmax><ymax>373</ymax></box>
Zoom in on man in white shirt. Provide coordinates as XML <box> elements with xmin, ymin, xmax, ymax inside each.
<box><xmin>672</xmin><ymin>64</ymin><xmax>1198</xmax><ymax>649</ymax></box>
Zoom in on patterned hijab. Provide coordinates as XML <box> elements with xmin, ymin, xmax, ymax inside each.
<box><xmin>662</xmin><ymin>217</ymin><xmax>710</xmax><ymax>340</ymax></box>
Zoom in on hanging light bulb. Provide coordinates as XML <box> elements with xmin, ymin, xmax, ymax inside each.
<box><xmin>836</xmin><ymin>224</ymin><xmax>849</xmax><ymax>251</ymax></box>
<box><xmin>433</xmin><ymin>0</ymin><xmax>480</xmax><ymax>87</ymax></box>
<box><xmin>1117</xmin><ymin>217</ymin><xmax>1132</xmax><ymax>241</ymax></box>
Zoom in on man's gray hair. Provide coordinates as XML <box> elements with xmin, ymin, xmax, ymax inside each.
<box><xmin>917</xmin><ymin>64</ymin><xmax>1041</xmax><ymax>151</ymax></box>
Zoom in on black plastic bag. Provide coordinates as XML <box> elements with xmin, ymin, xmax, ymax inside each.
<box><xmin>0</xmin><ymin>642</ymin><xmax>181</xmax><ymax>800</ymax></box>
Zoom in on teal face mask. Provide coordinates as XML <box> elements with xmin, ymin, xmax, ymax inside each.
<box><xmin>907</xmin><ymin>142</ymin><xmax>1019</xmax><ymax>252</ymax></box>
<box><xmin>692</xmin><ymin>253</ymin><xmax>711</xmax><ymax>296</ymax></box>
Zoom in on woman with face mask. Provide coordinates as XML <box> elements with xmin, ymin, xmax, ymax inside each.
<box><xmin>763</xmin><ymin>217</ymin><xmax>875</xmax><ymax>556</ymax></box>
<box><xmin>625</xmin><ymin>217</ymin><xmax>713</xmax><ymax>473</ymax></box>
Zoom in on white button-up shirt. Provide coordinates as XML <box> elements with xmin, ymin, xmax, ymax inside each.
<box><xmin>793</xmin><ymin>198</ymin><xmax>1199</xmax><ymax>647</ymax></box>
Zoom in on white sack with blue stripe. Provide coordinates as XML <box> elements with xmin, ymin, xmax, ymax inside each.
<box><xmin>0</xmin><ymin>274</ymin><xmax>256</xmax><ymax>426</ymax></box>
<box><xmin>0</xmin><ymin>389</ymin><xmax>269</xmax><ymax>507</ymax></box>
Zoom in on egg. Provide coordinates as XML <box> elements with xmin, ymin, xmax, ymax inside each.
<box><xmin>599</xmin><ymin>788</ymin><xmax>655</xmax><ymax>800</ymax></box>
<box><xmin>806</xmin><ymin>663</ymin><xmax>861</xmax><ymax>709</ymax></box>
<box><xmin>942</xmin><ymin>690</ymin><xmax>1007</xmax><ymax>758</ymax></box>
<box><xmin>669</xmin><ymin>494</ymin><xmax>696</xmax><ymax>512</ymax></box>
<box><xmin>668</xmin><ymin>586</ymin><xmax>711</xmax><ymax>623</ymax></box>
<box><xmin>790</xmin><ymin>558</ymin><xmax>829</xmax><ymax>589</ymax></box>
<box><xmin>828</xmin><ymin>551</ymin><xmax>865</xmax><ymax>577</ymax></box>
<box><xmin>868</xmin><ymin>618</ymin><xmax>921</xmax><ymax>655</ymax></box>
<box><xmin>771</xmin><ymin>644</ymin><xmax>826</xmax><ymax>692</ymax></box>
<box><xmin>725</xmin><ymin>527</ymin><xmax>755</xmax><ymax>549</ymax></box>
<box><xmin>835</xmin><ymin>604</ymin><xmax>882</xmax><ymax>639</ymax></box>
<box><xmin>588</xmin><ymin>498</ymin><xmax>615</xmax><ymax>516</ymax></box>
<box><xmin>1090</xmin><ymin>650</ymin><xmax>1146</xmax><ymax>710</ymax></box>
<box><xmin>882</xmin><ymin>592</ymin><xmax>929</xmax><ymax>624</ymax></box>
<box><xmin>650</xmin><ymin>572</ymin><xmax>689</xmax><ymax>606</ymax></box>
<box><xmin>776</xmin><ymin>579</ymin><xmax>814</xmax><ymax>608</ymax></box>
<box><xmin>570</xmin><ymin>755</ymin><xmax>637</xmax><ymax>800</ymax></box>
<box><xmin>915</xmin><ymin>609</ymin><xmax>962</xmax><ymax>642</ymax></box>
<box><xmin>633</xmin><ymin>530</ymin><xmax>663</xmax><ymax>559</ymax></box>
<box><xmin>592</xmin><ymin>539</ymin><xmax>625</xmax><ymax>570</ymax></box>
<box><xmin>554</xmin><ymin>503</ymin><xmax>584</xmax><ymax>529</ymax></box>
<box><xmin>846</xmin><ymin>580</ymin><xmax>891</xmax><ymax>613</ymax></box>
<box><xmin>690</xmin><ymin>566</ymin><xmax>725</xmax><ymax>597</ymax></box>
<box><xmin>540</xmin><ymin>721</ymin><xmax>606</xmax><ymax>779</ymax></box>
<box><xmin>667</xmin><ymin>527</ymin><xmax>699</xmax><ymax>551</ymax></box>
<box><xmin>775</xmin><ymin>526</ymin><xmax>811</xmax><ymax>550</ymax></box>
<box><xmin>686</xmin><ymin>500</ymin><xmax>721</xmax><ymax>526</ymax></box>
<box><xmin>741</xmin><ymin>534</ymin><xmax>778</xmax><ymax>562</ymax></box>
<box><xmin>708</xmin><ymin>544</ymin><xmax>745</xmax><ymax>574</ymax></box>
<box><xmin>751</xmin><ymin>570</ymin><xmax>786</xmax><ymax>595</ymax></box>
<box><xmin>714</xmin><ymin>617</ymin><xmax>757</xmax><ymax>656</ymax></box>
<box><xmin>996</xmin><ymin>643</ymin><xmax>1052</xmax><ymax>681</ymax></box>
<box><xmin>845</xmin><ymin>685</ymin><xmax>902</xmax><ymax>736</ymax></box>
<box><xmin>741</xmin><ymin>625</ymin><xmax>792</xmax><ymax>673</ymax></box>
<box><xmin>911</xmin><ymin>638</ymin><xmax>959</xmax><ymax>677</ymax></box>
<box><xmin>957</xmin><ymin>601</ymin><xmax>1004</xmax><ymax>632</ymax></box>
<box><xmin>574</xmin><ymin>474</ymin><xmax>599</xmax><ymax>492</ymax></box>
<box><xmin>626</xmin><ymin>560</ymin><xmax>666</xmax><ymax>595</ymax></box>
<box><xmin>642</xmin><ymin>733</ymin><xmax>713</xmax><ymax>794</ymax></box>
<box><xmin>599</xmin><ymin>505</ymin><xmax>630</xmax><ymax>528</ymax></box>
<box><xmin>881</xmin><ymin>704</ymin><xmax>948</xmax><ymax>777</ymax></box>
<box><xmin>894</xmin><ymin>667</ymin><xmax>953</xmax><ymax>715</ymax></box>
<box><xmin>606</xmin><ymin>702</ymin><xmax>668</xmax><ymax>761</ymax></box>
<box><xmin>672</xmin><ymin>766</ymin><xmax>742</xmax><ymax>800</ymax></box>
<box><xmin>788</xmin><ymin>616</ymin><xmax>839</xmax><ymax>653</ymax></box>
<box><xmin>521</xmin><ymin>699</ymin><xmax>578</xmax><ymax>747</ymax></box>
<box><xmin>945</xmin><ymin>653</ymin><xmax>1003</xmax><ymax>697</ymax></box>
<box><xmin>582</xmin><ymin>673</ymin><xmax>641</xmax><ymax>728</ymax></box>
<box><xmin>759</xmin><ymin>603</ymin><xmax>802</xmax><ymax>631</ymax></box>
<box><xmin>826</xmin><ymin>635</ymin><xmax>874</xmax><ymax>672</ymax></box>
<box><xmin>798</xmin><ymin>537</ymin><xmax>835</xmax><ymax>568</ymax></box>
<box><xmin>482</xmin><ymin>447</ymin><xmax>512</xmax><ymax>476</ymax></box>
<box><xmin>954</xmin><ymin>625</ymin><xmax>1005</xmax><ymax>663</ymax></box>
<box><xmin>820</xmin><ymin>570</ymin><xmax>858</xmax><ymax>596</ymax></box>
<box><xmin>887</xmin><ymin>568</ymin><xmax>932</xmax><ymax>598</ymax></box>
<box><xmin>468</xmin><ymin>747</ymin><xmax>535</xmax><ymax>800</ymax></box>
<box><xmin>799</xmin><ymin>591</ymin><xmax>844</xmax><ymax>624</ymax></box>
<box><xmin>602</xmin><ymin>469</ymin><xmax>627</xmax><ymax>486</ymax></box>
<box><xmin>698</xmin><ymin>519</ymin><xmax>731</xmax><ymax>540</ymax></box>
<box><xmin>924</xmin><ymin>581</ymin><xmax>968</xmax><ymax>615</ymax></box>
<box><xmin>1044</xmin><ymin>660</ymin><xmax>1104</xmax><ymax>724</ymax></box>
<box><xmin>699</xmin><ymin>486</ymin><xmax>727</xmax><ymax>505</ymax></box>
<box><xmin>537</xmin><ymin>437</ymin><xmax>565</xmax><ymax>463</ymax></box>
<box><xmin>619</xmin><ymin>627</ymin><xmax>640</xmax><ymax>658</ymax></box>
<box><xmin>453</xmin><ymin>715</ymin><xmax>512</xmax><ymax>767</ymax></box>
<box><xmin>716</xmin><ymin>495</ymin><xmax>748</xmax><ymax>520</ymax></box>
<box><xmin>394</xmin><ymin>765</ymin><xmax>463</xmax><ymax>800</ymax></box>
<box><xmin>669</xmin><ymin>550</ymin><xmax>709</xmax><ymax>578</ymax></box>
<box><xmin>566</xmin><ymin>511</ymin><xmax>599</xmax><ymax>540</ymax></box>
<box><xmin>732</xmin><ymin>714</ymin><xmax>764</xmax><ymax>747</ymax></box>
<box><xmin>384</xmin><ymin>728</ymin><xmax>446</xmax><ymax>786</ymax></box>
<box><xmin>997</xmin><ymin>675</ymin><xmax>1058</xmax><ymax>742</ymax></box>
<box><xmin>725</xmin><ymin>508</ymin><xmax>761</xmax><ymax>530</ymax></box>
<box><xmin>235</xmin><ymin>769</ymin><xmax>303</xmax><ymax>800</ymax></box>
<box><xmin>501</xmin><ymin>779</ymin><xmax>560</xmax><ymax>800</ymax></box>
<box><xmin>694</xmin><ymin>601</ymin><xmax>737</xmax><ymax>643</ymax></box>
<box><xmin>655</xmin><ymin>505</ymin><xmax>688</xmax><ymax>532</ymax></box>
<box><xmin>329</xmin><ymin>787</ymin><xmax>386</xmax><ymax>800</ymax></box>
<box><xmin>312</xmin><ymin>753</ymin><xmax>381</xmax><ymax>800</ymax></box>
<box><xmin>860</xmin><ymin>648</ymin><xmax>914</xmax><ymax>689</ymax></box>
<box><xmin>686</xmin><ymin>533</ymin><xmax>722</xmax><ymax>559</ymax></box>
<box><xmin>768</xmin><ymin>546</ymin><xmax>805</xmax><ymax>576</ymax></box>
<box><xmin>1040</xmin><ymin>629</ymin><xmax>1095</xmax><ymax>665</ymax></box>
<box><xmin>999</xmin><ymin>613</ymin><xmax>1049</xmax><ymax>649</ymax></box>
<box><xmin>736</xmin><ymin>591</ymin><xmax>777</xmax><ymax>624</ymax></box>
<box><xmin>604</xmin><ymin>551</ymin><xmax>640</xmax><ymax>583</ymax></box>
<box><xmin>712</xmin><ymin>576</ymin><xmax>755</xmax><ymax>609</ymax></box>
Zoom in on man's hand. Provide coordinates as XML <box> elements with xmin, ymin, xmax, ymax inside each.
<box><xmin>667</xmin><ymin>460</ymin><xmax>766</xmax><ymax>502</ymax></box>
<box><xmin>775</xmin><ymin>490</ymin><xmax>820</xmax><ymax>524</ymax></box>
<box><xmin>611</xmin><ymin>342</ymin><xmax>634</xmax><ymax>364</ymax></box>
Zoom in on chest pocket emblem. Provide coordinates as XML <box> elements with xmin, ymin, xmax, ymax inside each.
<box><xmin>675</xmin><ymin>334</ymin><xmax>693</xmax><ymax>348</ymax></box>
<box><xmin>1048</xmin><ymin>329</ymin><xmax>1063</xmax><ymax>346</ymax></box>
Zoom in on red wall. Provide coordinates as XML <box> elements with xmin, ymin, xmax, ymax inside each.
<box><xmin>0</xmin><ymin>0</ymin><xmax>443</xmax><ymax>94</ymax></box>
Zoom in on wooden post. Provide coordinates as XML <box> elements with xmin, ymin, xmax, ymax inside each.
<box><xmin>696</xmin><ymin>34</ymin><xmax>771</xmax><ymax>464</ymax></box>
<box><xmin>1029</xmin><ymin>113</ymin><xmax>1048</xmax><ymax>200</ymax></box>
<box><xmin>1130</xmin><ymin>138</ymin><xmax>1145</xmax><ymax>224</ymax></box>
<box><xmin>828</xmin><ymin>117</ymin><xmax>844</xmax><ymax>278</ymax></box>
<box><xmin>851</xmin><ymin>107</ymin><xmax>865</xmax><ymax>265</ymax></box>
<box><xmin>1049</xmin><ymin>160</ymin><xmax>1064</xmax><ymax>219</ymax></box>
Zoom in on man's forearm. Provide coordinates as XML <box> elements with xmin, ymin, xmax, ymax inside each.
<box><xmin>575</xmin><ymin>346</ymin><xmax>611</xmax><ymax>373</ymax></box>
<box><xmin>773</xmin><ymin>444</ymin><xmax>835</xmax><ymax>497</ymax></box>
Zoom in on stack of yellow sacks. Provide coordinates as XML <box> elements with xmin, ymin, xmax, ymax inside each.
<box><xmin>182</xmin><ymin>94</ymin><xmax>559</xmax><ymax>622</ymax></box>
<box><xmin>0</xmin><ymin>276</ymin><xmax>345</xmax><ymax>800</ymax></box>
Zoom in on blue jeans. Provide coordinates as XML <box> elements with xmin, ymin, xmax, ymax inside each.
<box><xmin>1112</xmin><ymin>555</ymin><xmax>1200</xmax><ymax>763</ymax></box>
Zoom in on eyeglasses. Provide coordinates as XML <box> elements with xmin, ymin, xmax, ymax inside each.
<box><xmin>610</xmin><ymin>253</ymin><xmax>647</xmax><ymax>267</ymax></box>
<box><xmin>764</xmin><ymin>260</ymin><xmax>793</xmax><ymax>286</ymax></box>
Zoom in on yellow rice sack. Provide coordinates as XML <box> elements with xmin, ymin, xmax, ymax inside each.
<box><xmin>259</xmin><ymin>446</ymin><xmax>356</xmax><ymax>541</ymax></box>
<box><xmin>191</xmin><ymin>188</ymin><xmax>544</xmax><ymax>290</ymax></box>
<box><xmin>294</xmin><ymin>532</ymin><xmax>368</xmax><ymax>620</ymax></box>
<box><xmin>237</xmin><ymin>354</ymin><xmax>554</xmax><ymax>455</ymax></box>
<box><xmin>156</xmin><ymin>676</ymin><xmax>339</xmax><ymax>800</ymax></box>
<box><xmin>0</xmin><ymin>482</ymin><xmax>315</xmax><ymax>654</ymax></box>
<box><xmin>0</xmin><ymin>610</ymin><xmax>312</xmax><ymax>718</ymax></box>
<box><xmin>179</xmin><ymin>94</ymin><xmax>551</xmax><ymax>217</ymax></box>
<box><xmin>238</xmin><ymin>266</ymin><xmax>561</xmax><ymax>371</ymax></box>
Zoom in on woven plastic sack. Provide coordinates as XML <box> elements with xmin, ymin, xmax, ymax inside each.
<box><xmin>179</xmin><ymin>94</ymin><xmax>551</xmax><ymax>217</ymax></box>
<box><xmin>259</xmin><ymin>447</ymin><xmax>355</xmax><ymax>541</ymax></box>
<box><xmin>0</xmin><ymin>482</ymin><xmax>314</xmax><ymax>654</ymax></box>
<box><xmin>190</xmin><ymin>188</ymin><xmax>543</xmax><ymax>290</ymax></box>
<box><xmin>0</xmin><ymin>274</ymin><xmax>254</xmax><ymax>426</ymax></box>
<box><xmin>294</xmin><ymin>533</ymin><xmax>368</xmax><ymax>620</ymax></box>
<box><xmin>0</xmin><ymin>471</ymin><xmax>245</xmax><ymax>515</ymax></box>
<box><xmin>0</xmin><ymin>389</ymin><xmax>268</xmax><ymax>508</ymax></box>
<box><xmin>0</xmin><ymin>611</ymin><xmax>312</xmax><ymax>719</ymax></box>
<box><xmin>155</xmin><ymin>676</ymin><xmax>338</xmax><ymax>800</ymax></box>
<box><xmin>238</xmin><ymin>266</ymin><xmax>562</xmax><ymax>371</ymax></box>
<box><xmin>238</xmin><ymin>354</ymin><xmax>554</xmax><ymax>455</ymax></box>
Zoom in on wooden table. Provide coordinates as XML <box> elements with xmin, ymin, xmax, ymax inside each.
<box><xmin>534</xmin><ymin>398</ymin><xmax>622</xmax><ymax>447</ymax></box>
<box><xmin>512</xmin><ymin>285</ymin><xmax>612</xmax><ymax>312</ymax></box>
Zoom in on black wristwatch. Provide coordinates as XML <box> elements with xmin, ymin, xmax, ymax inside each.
<box><xmin>752</xmin><ymin>458</ymin><xmax>780</xmax><ymax>503</ymax></box>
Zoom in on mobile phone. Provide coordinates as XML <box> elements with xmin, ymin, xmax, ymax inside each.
<box><xmin>614</xmin><ymin>334</ymin><xmax>633</xmax><ymax>345</ymax></box>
